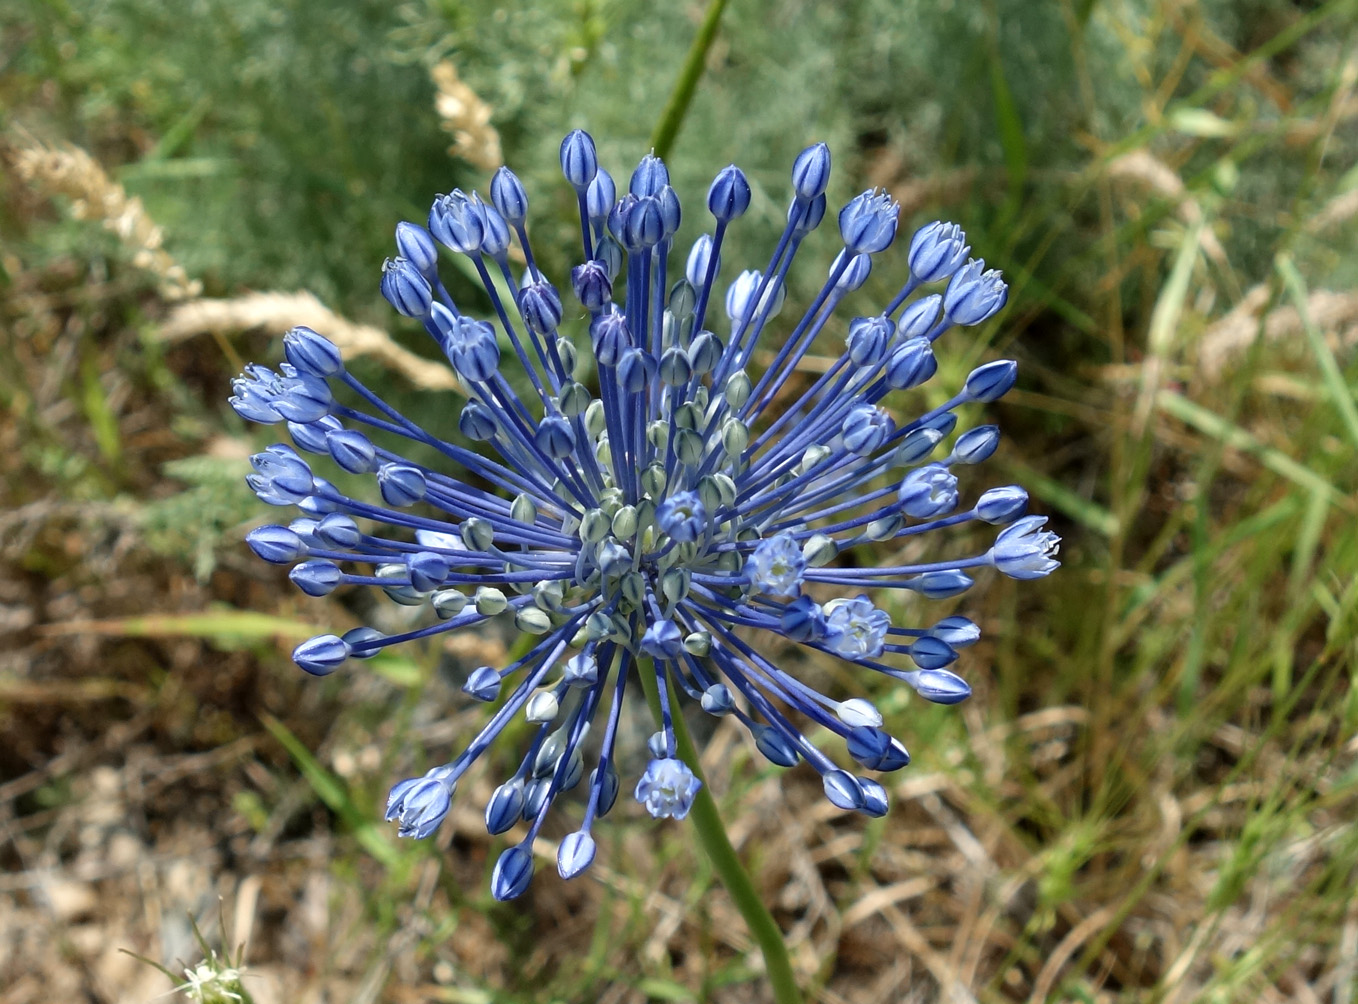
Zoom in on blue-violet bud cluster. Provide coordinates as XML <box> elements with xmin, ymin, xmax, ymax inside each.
<box><xmin>233</xmin><ymin>131</ymin><xmax>1058</xmax><ymax>900</ymax></box>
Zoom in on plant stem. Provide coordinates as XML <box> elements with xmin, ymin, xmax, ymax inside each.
<box><xmin>648</xmin><ymin>0</ymin><xmax>730</xmax><ymax>160</ymax></box>
<box><xmin>639</xmin><ymin>661</ymin><xmax>802</xmax><ymax>1004</ymax></box>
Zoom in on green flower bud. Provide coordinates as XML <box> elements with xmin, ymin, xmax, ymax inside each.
<box><xmin>515</xmin><ymin>607</ymin><xmax>553</xmax><ymax>634</ymax></box>
<box><xmin>802</xmin><ymin>533</ymin><xmax>838</xmax><ymax>566</ymax></box>
<box><xmin>724</xmin><ymin>370</ymin><xmax>752</xmax><ymax>409</ymax></box>
<box><xmin>511</xmin><ymin>493</ymin><xmax>539</xmax><ymax>525</ymax></box>
<box><xmin>559</xmin><ymin>381</ymin><xmax>591</xmax><ymax>417</ymax></box>
<box><xmin>474</xmin><ymin>586</ymin><xmax>508</xmax><ymax>615</ymax></box>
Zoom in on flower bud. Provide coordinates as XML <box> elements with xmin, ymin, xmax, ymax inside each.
<box><xmin>976</xmin><ymin>485</ymin><xmax>1029</xmax><ymax>524</ymax></box>
<box><xmin>585</xmin><ymin>167</ymin><xmax>616</xmax><ymax>223</ymax></box>
<box><xmin>838</xmin><ymin>190</ymin><xmax>899</xmax><ymax>254</ymax></box>
<box><xmin>908</xmin><ymin>221</ymin><xmax>970</xmax><ymax>283</ymax></box>
<box><xmin>283</xmin><ymin>326</ymin><xmax>344</xmax><ymax>377</ymax></box>
<box><xmin>490</xmin><ymin>166</ymin><xmax>529</xmax><ymax>225</ymax></box>
<box><xmin>952</xmin><ymin>425</ymin><xmax>1000</xmax><ymax>465</ymax></box>
<box><xmin>380</xmin><ymin>257</ymin><xmax>433</xmax><ymax>317</ymax></box>
<box><xmin>707</xmin><ymin>164</ymin><xmax>751</xmax><ymax>221</ymax></box>
<box><xmin>629</xmin><ymin>153</ymin><xmax>669</xmax><ymax>197</ymax></box>
<box><xmin>963</xmin><ymin>359</ymin><xmax>1018</xmax><ymax>402</ymax></box>
<box><xmin>395</xmin><ymin>222</ymin><xmax>440</xmax><ymax>277</ymax></box>
<box><xmin>791</xmin><ymin>142</ymin><xmax>831</xmax><ymax>200</ymax></box>
<box><xmin>559</xmin><ymin>129</ymin><xmax>598</xmax><ymax>188</ymax></box>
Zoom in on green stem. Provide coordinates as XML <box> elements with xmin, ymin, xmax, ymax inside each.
<box><xmin>648</xmin><ymin>0</ymin><xmax>730</xmax><ymax>160</ymax></box>
<box><xmin>639</xmin><ymin>661</ymin><xmax>802</xmax><ymax>1004</ymax></box>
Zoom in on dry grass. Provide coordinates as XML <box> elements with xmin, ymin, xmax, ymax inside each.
<box><xmin>10</xmin><ymin>133</ymin><xmax>202</xmax><ymax>302</ymax></box>
<box><xmin>431</xmin><ymin>61</ymin><xmax>503</xmax><ymax>175</ymax></box>
<box><xmin>2</xmin><ymin>1</ymin><xmax>1357</xmax><ymax>1002</ymax></box>
<box><xmin>159</xmin><ymin>291</ymin><xmax>464</xmax><ymax>392</ymax></box>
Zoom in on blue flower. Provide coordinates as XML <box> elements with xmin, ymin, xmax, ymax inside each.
<box><xmin>824</xmin><ymin>596</ymin><xmax>891</xmax><ymax>659</ymax></box>
<box><xmin>655</xmin><ymin>491</ymin><xmax>706</xmax><ymax>543</ymax></box>
<box><xmin>385</xmin><ymin>774</ymin><xmax>454</xmax><ymax>839</ymax></box>
<box><xmin>235</xmin><ymin>132</ymin><xmax>1056</xmax><ymax>899</ymax></box>
<box><xmin>745</xmin><ymin>532</ymin><xmax>806</xmax><ymax>597</ymax></box>
<box><xmin>635</xmin><ymin>758</ymin><xmax>702</xmax><ymax>819</ymax></box>
<box><xmin>991</xmin><ymin>516</ymin><xmax>1062</xmax><ymax>579</ymax></box>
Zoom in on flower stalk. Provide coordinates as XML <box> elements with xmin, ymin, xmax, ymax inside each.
<box><xmin>650</xmin><ymin>0</ymin><xmax>731</xmax><ymax>160</ymax></box>
<box><xmin>640</xmin><ymin>659</ymin><xmax>802</xmax><ymax>1004</ymax></box>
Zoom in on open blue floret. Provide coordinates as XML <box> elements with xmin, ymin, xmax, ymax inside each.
<box><xmin>233</xmin><ymin>130</ymin><xmax>1058</xmax><ymax>900</ymax></box>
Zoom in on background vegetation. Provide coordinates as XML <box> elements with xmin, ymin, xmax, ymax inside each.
<box><xmin>2</xmin><ymin>0</ymin><xmax>1356</xmax><ymax>1001</ymax></box>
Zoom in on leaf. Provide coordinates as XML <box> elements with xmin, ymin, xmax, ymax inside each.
<box><xmin>259</xmin><ymin>713</ymin><xmax>404</xmax><ymax>869</ymax></box>
<box><xmin>41</xmin><ymin>606</ymin><xmax>319</xmax><ymax>642</ymax></box>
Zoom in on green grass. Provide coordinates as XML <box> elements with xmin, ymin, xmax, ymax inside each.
<box><xmin>2</xmin><ymin>0</ymin><xmax>1357</xmax><ymax>1001</ymax></box>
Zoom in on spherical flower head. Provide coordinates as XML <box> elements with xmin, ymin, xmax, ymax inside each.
<box><xmin>233</xmin><ymin>130</ymin><xmax>1055</xmax><ymax>897</ymax></box>
<box><xmin>746</xmin><ymin>532</ymin><xmax>806</xmax><ymax>597</ymax></box>
<box><xmin>825</xmin><ymin>596</ymin><xmax>890</xmax><ymax>659</ymax></box>
<box><xmin>385</xmin><ymin>775</ymin><xmax>453</xmax><ymax>839</ymax></box>
<box><xmin>992</xmin><ymin>515</ymin><xmax>1061</xmax><ymax>579</ymax></box>
<box><xmin>176</xmin><ymin>960</ymin><xmax>247</xmax><ymax>1004</ymax></box>
<box><xmin>635</xmin><ymin>758</ymin><xmax>701</xmax><ymax>819</ymax></box>
<box><xmin>656</xmin><ymin>490</ymin><xmax>707</xmax><ymax>543</ymax></box>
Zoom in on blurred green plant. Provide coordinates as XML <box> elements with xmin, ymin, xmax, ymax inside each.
<box><xmin>3</xmin><ymin>0</ymin><xmax>1358</xmax><ymax>1000</ymax></box>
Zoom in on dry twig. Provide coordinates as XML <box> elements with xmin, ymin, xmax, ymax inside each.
<box><xmin>159</xmin><ymin>291</ymin><xmax>463</xmax><ymax>392</ymax></box>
